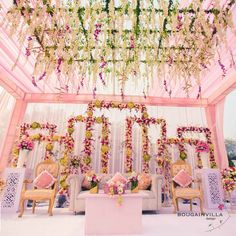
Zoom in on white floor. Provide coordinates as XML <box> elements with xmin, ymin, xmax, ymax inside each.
<box><xmin>1</xmin><ymin>205</ymin><xmax>236</xmax><ymax>236</ymax></box>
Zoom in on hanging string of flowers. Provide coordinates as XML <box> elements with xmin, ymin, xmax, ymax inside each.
<box><xmin>4</xmin><ymin>1</ymin><xmax>236</xmax><ymax>96</ymax></box>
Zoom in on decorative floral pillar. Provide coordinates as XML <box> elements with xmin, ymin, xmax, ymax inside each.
<box><xmin>100</xmin><ymin>117</ymin><xmax>110</xmax><ymax>174</ymax></box>
<box><xmin>142</xmin><ymin>124</ymin><xmax>150</xmax><ymax>173</ymax></box>
<box><xmin>125</xmin><ymin>118</ymin><xmax>133</xmax><ymax>173</ymax></box>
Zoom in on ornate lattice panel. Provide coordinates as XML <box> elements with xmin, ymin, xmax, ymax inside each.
<box><xmin>196</xmin><ymin>169</ymin><xmax>224</xmax><ymax>209</ymax></box>
<box><xmin>0</xmin><ymin>168</ymin><xmax>31</xmax><ymax>212</ymax></box>
<box><xmin>1</xmin><ymin>172</ymin><xmax>20</xmax><ymax>209</ymax></box>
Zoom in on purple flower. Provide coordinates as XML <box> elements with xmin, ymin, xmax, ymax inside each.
<box><xmin>94</xmin><ymin>23</ymin><xmax>102</xmax><ymax>41</ymax></box>
<box><xmin>218</xmin><ymin>59</ymin><xmax>227</xmax><ymax>77</ymax></box>
<box><xmin>120</xmin><ymin>88</ymin><xmax>124</xmax><ymax>100</ymax></box>
<box><xmin>39</xmin><ymin>71</ymin><xmax>46</xmax><ymax>80</ymax></box>
<box><xmin>99</xmin><ymin>72</ymin><xmax>106</xmax><ymax>85</ymax></box>
<box><xmin>93</xmin><ymin>87</ymin><xmax>97</xmax><ymax>98</ymax></box>
<box><xmin>197</xmin><ymin>86</ymin><xmax>201</xmax><ymax>99</ymax></box>
<box><xmin>25</xmin><ymin>48</ymin><xmax>31</xmax><ymax>56</ymax></box>
<box><xmin>130</xmin><ymin>35</ymin><xmax>135</xmax><ymax>49</ymax></box>
<box><xmin>57</xmin><ymin>57</ymin><xmax>62</xmax><ymax>73</ymax></box>
<box><xmin>32</xmin><ymin>77</ymin><xmax>37</xmax><ymax>87</ymax></box>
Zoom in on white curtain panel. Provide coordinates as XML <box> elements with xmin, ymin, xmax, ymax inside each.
<box><xmin>0</xmin><ymin>86</ymin><xmax>15</xmax><ymax>154</ymax></box>
<box><xmin>23</xmin><ymin>103</ymin><xmax>207</xmax><ymax>174</ymax></box>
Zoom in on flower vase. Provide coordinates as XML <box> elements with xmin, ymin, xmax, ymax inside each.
<box><xmin>131</xmin><ymin>182</ymin><xmax>139</xmax><ymax>193</ymax></box>
<box><xmin>17</xmin><ymin>149</ymin><xmax>28</xmax><ymax>168</ymax></box>
<box><xmin>90</xmin><ymin>185</ymin><xmax>98</xmax><ymax>194</ymax></box>
<box><xmin>200</xmin><ymin>152</ymin><xmax>209</xmax><ymax>169</ymax></box>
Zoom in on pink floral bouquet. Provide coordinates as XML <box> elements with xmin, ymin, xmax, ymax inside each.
<box><xmin>104</xmin><ymin>180</ymin><xmax>126</xmax><ymax>195</ymax></box>
<box><xmin>128</xmin><ymin>171</ymin><xmax>140</xmax><ymax>191</ymax></box>
<box><xmin>87</xmin><ymin>173</ymin><xmax>101</xmax><ymax>188</ymax></box>
<box><xmin>221</xmin><ymin>167</ymin><xmax>236</xmax><ymax>192</ymax></box>
<box><xmin>18</xmin><ymin>136</ymin><xmax>34</xmax><ymax>150</ymax></box>
<box><xmin>195</xmin><ymin>141</ymin><xmax>209</xmax><ymax>153</ymax></box>
<box><xmin>104</xmin><ymin>180</ymin><xmax>126</xmax><ymax>205</ymax></box>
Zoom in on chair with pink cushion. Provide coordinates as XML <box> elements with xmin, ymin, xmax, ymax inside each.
<box><xmin>18</xmin><ymin>159</ymin><xmax>60</xmax><ymax>217</ymax></box>
<box><xmin>171</xmin><ymin>159</ymin><xmax>204</xmax><ymax>213</ymax></box>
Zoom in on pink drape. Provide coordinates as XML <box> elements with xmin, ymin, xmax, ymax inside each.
<box><xmin>205</xmin><ymin>99</ymin><xmax>228</xmax><ymax>169</ymax></box>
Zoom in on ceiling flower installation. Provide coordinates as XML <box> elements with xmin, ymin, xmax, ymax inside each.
<box><xmin>4</xmin><ymin>0</ymin><xmax>236</xmax><ymax>96</ymax></box>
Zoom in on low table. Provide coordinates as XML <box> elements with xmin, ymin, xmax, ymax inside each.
<box><xmin>84</xmin><ymin>191</ymin><xmax>144</xmax><ymax>235</ymax></box>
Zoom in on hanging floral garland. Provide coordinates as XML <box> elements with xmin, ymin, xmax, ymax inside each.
<box><xmin>5</xmin><ymin>1</ymin><xmax>236</xmax><ymax>96</ymax></box>
<box><xmin>87</xmin><ymin>100</ymin><xmax>147</xmax><ymax>114</ymax></box>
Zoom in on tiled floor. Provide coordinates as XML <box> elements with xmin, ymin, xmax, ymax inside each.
<box><xmin>1</xmin><ymin>203</ymin><xmax>235</xmax><ymax>236</ymax></box>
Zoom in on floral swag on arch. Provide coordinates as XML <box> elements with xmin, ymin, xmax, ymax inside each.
<box><xmin>11</xmin><ymin>100</ymin><xmax>217</xmax><ymax>190</ymax></box>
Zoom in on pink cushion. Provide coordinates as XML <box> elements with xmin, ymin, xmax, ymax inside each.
<box><xmin>33</xmin><ymin>170</ymin><xmax>56</xmax><ymax>189</ymax></box>
<box><xmin>138</xmin><ymin>173</ymin><xmax>152</xmax><ymax>190</ymax></box>
<box><xmin>173</xmin><ymin>169</ymin><xmax>192</xmax><ymax>188</ymax></box>
<box><xmin>110</xmin><ymin>172</ymin><xmax>128</xmax><ymax>184</ymax></box>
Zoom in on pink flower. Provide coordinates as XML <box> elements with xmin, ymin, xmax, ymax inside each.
<box><xmin>218</xmin><ymin>204</ymin><xmax>224</xmax><ymax>211</ymax></box>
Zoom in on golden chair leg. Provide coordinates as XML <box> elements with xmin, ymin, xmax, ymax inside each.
<box><xmin>18</xmin><ymin>199</ymin><xmax>25</xmax><ymax>218</ymax></box>
<box><xmin>48</xmin><ymin>198</ymin><xmax>55</xmax><ymax>216</ymax></box>
<box><xmin>199</xmin><ymin>197</ymin><xmax>204</xmax><ymax>213</ymax></box>
<box><xmin>32</xmin><ymin>201</ymin><xmax>36</xmax><ymax>214</ymax></box>
<box><xmin>172</xmin><ymin>197</ymin><xmax>177</xmax><ymax>213</ymax></box>
<box><xmin>190</xmin><ymin>199</ymin><xmax>193</xmax><ymax>211</ymax></box>
<box><xmin>176</xmin><ymin>198</ymin><xmax>179</xmax><ymax>212</ymax></box>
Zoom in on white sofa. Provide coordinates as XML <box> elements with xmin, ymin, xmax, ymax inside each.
<box><xmin>68</xmin><ymin>174</ymin><xmax>163</xmax><ymax>214</ymax></box>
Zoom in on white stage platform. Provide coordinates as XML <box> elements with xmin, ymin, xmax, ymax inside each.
<box><xmin>1</xmin><ymin>204</ymin><xmax>235</xmax><ymax>236</ymax></box>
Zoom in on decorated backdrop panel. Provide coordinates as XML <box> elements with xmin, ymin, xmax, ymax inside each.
<box><xmin>16</xmin><ymin>103</ymin><xmax>211</xmax><ymax>173</ymax></box>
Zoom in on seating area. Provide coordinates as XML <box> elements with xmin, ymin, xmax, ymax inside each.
<box><xmin>68</xmin><ymin>174</ymin><xmax>163</xmax><ymax>214</ymax></box>
<box><xmin>1</xmin><ymin>0</ymin><xmax>236</xmax><ymax>236</ymax></box>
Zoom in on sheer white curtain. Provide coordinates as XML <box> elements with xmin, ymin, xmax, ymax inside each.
<box><xmin>23</xmin><ymin>103</ymin><xmax>207</xmax><ymax>173</ymax></box>
<box><xmin>0</xmin><ymin>86</ymin><xmax>15</xmax><ymax>156</ymax></box>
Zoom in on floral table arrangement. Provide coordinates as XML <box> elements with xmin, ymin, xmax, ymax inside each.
<box><xmin>221</xmin><ymin>167</ymin><xmax>236</xmax><ymax>210</ymax></box>
<box><xmin>18</xmin><ymin>135</ymin><xmax>34</xmax><ymax>151</ymax></box>
<box><xmin>128</xmin><ymin>172</ymin><xmax>140</xmax><ymax>193</ymax></box>
<box><xmin>17</xmin><ymin>135</ymin><xmax>34</xmax><ymax>167</ymax></box>
<box><xmin>87</xmin><ymin>173</ymin><xmax>101</xmax><ymax>194</ymax></box>
<box><xmin>104</xmin><ymin>180</ymin><xmax>126</xmax><ymax>205</ymax></box>
<box><xmin>221</xmin><ymin>167</ymin><xmax>236</xmax><ymax>193</ymax></box>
